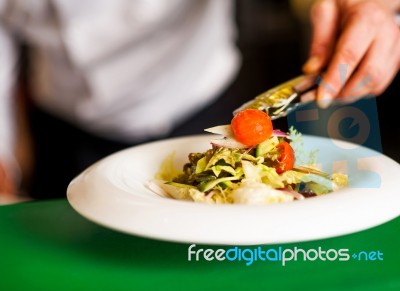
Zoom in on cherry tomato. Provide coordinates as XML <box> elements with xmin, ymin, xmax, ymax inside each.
<box><xmin>276</xmin><ymin>141</ymin><xmax>295</xmax><ymax>174</ymax></box>
<box><xmin>231</xmin><ymin>109</ymin><xmax>273</xmax><ymax>147</ymax></box>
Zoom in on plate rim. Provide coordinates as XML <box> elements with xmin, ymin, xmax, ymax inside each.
<box><xmin>67</xmin><ymin>134</ymin><xmax>400</xmax><ymax>245</ymax></box>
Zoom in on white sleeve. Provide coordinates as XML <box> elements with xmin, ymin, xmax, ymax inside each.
<box><xmin>0</xmin><ymin>21</ymin><xmax>20</xmax><ymax>179</ymax></box>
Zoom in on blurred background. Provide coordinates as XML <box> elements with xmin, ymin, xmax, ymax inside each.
<box><xmin>5</xmin><ymin>0</ymin><xmax>400</xmax><ymax>203</ymax></box>
<box><xmin>15</xmin><ymin>0</ymin><xmax>400</xmax><ymax>180</ymax></box>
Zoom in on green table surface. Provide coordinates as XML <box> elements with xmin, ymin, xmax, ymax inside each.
<box><xmin>0</xmin><ymin>199</ymin><xmax>399</xmax><ymax>291</ymax></box>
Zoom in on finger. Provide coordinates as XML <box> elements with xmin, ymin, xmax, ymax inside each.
<box><xmin>303</xmin><ymin>0</ymin><xmax>339</xmax><ymax>74</ymax></box>
<box><xmin>340</xmin><ymin>28</ymin><xmax>400</xmax><ymax>102</ymax></box>
<box><xmin>316</xmin><ymin>9</ymin><xmax>378</xmax><ymax>108</ymax></box>
<box><xmin>300</xmin><ymin>89</ymin><xmax>317</xmax><ymax>103</ymax></box>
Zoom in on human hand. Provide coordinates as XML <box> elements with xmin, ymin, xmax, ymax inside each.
<box><xmin>0</xmin><ymin>162</ymin><xmax>18</xmax><ymax>205</ymax></box>
<box><xmin>303</xmin><ymin>0</ymin><xmax>400</xmax><ymax>108</ymax></box>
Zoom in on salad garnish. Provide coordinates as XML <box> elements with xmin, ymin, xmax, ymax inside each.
<box><xmin>150</xmin><ymin>109</ymin><xmax>348</xmax><ymax>205</ymax></box>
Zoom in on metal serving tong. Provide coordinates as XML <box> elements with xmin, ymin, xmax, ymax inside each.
<box><xmin>233</xmin><ymin>74</ymin><xmax>319</xmax><ymax>119</ymax></box>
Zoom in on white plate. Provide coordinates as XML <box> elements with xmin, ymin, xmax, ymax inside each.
<box><xmin>67</xmin><ymin>134</ymin><xmax>400</xmax><ymax>245</ymax></box>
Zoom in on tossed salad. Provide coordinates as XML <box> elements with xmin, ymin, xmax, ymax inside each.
<box><xmin>151</xmin><ymin>109</ymin><xmax>348</xmax><ymax>205</ymax></box>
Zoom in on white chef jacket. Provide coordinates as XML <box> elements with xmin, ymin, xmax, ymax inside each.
<box><xmin>0</xmin><ymin>0</ymin><xmax>241</xmax><ymax>172</ymax></box>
